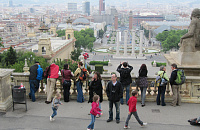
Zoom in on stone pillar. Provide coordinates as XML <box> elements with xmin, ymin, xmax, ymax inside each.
<box><xmin>139</xmin><ymin>30</ymin><xmax>144</xmax><ymax>57</ymax></box>
<box><xmin>114</xmin><ymin>14</ymin><xmax>118</xmax><ymax>31</ymax></box>
<box><xmin>131</xmin><ymin>30</ymin><xmax>135</xmax><ymax>56</ymax></box>
<box><xmin>116</xmin><ymin>30</ymin><xmax>120</xmax><ymax>56</ymax></box>
<box><xmin>129</xmin><ymin>11</ymin><xmax>133</xmax><ymax>30</ymax></box>
<box><xmin>124</xmin><ymin>30</ymin><xmax>128</xmax><ymax>56</ymax></box>
<box><xmin>0</xmin><ymin>69</ymin><xmax>15</xmax><ymax>111</ymax></box>
<box><xmin>23</xmin><ymin>58</ymin><xmax>29</xmax><ymax>74</ymax></box>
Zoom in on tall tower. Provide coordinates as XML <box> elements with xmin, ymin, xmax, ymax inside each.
<box><xmin>27</xmin><ymin>22</ymin><xmax>36</xmax><ymax>37</ymax></box>
<box><xmin>114</xmin><ymin>13</ymin><xmax>118</xmax><ymax>30</ymax></box>
<box><xmin>99</xmin><ymin>0</ymin><xmax>105</xmax><ymax>15</ymax></box>
<box><xmin>82</xmin><ymin>1</ymin><xmax>90</xmax><ymax>16</ymax></box>
<box><xmin>9</xmin><ymin>0</ymin><xmax>13</xmax><ymax>7</ymax></box>
<box><xmin>129</xmin><ymin>11</ymin><xmax>133</xmax><ymax>30</ymax></box>
<box><xmin>65</xmin><ymin>17</ymin><xmax>74</xmax><ymax>40</ymax></box>
<box><xmin>49</xmin><ymin>19</ymin><xmax>57</xmax><ymax>36</ymax></box>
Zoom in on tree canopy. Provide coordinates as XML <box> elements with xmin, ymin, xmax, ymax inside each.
<box><xmin>156</xmin><ymin>30</ymin><xmax>188</xmax><ymax>51</ymax></box>
<box><xmin>56</xmin><ymin>30</ymin><xmax>65</xmax><ymax>37</ymax></box>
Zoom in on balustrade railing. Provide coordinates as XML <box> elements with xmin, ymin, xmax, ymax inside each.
<box><xmin>11</xmin><ymin>73</ymin><xmax>200</xmax><ymax>103</ymax></box>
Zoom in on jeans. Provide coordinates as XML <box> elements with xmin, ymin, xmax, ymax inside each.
<box><xmin>63</xmin><ymin>81</ymin><xmax>71</xmax><ymax>102</ymax></box>
<box><xmin>87</xmin><ymin>114</ymin><xmax>96</xmax><ymax>129</ymax></box>
<box><xmin>29</xmin><ymin>80</ymin><xmax>38</xmax><ymax>102</ymax></box>
<box><xmin>35</xmin><ymin>80</ymin><xmax>40</xmax><ymax>93</ymax></box>
<box><xmin>120</xmin><ymin>84</ymin><xmax>130</xmax><ymax>104</ymax></box>
<box><xmin>140</xmin><ymin>87</ymin><xmax>147</xmax><ymax>105</ymax></box>
<box><xmin>98</xmin><ymin>102</ymin><xmax>101</xmax><ymax>114</ymax></box>
<box><xmin>156</xmin><ymin>86</ymin><xmax>166</xmax><ymax>105</ymax></box>
<box><xmin>51</xmin><ymin>107</ymin><xmax>57</xmax><ymax>118</ymax></box>
<box><xmin>109</xmin><ymin>101</ymin><xmax>120</xmax><ymax>120</ymax></box>
<box><xmin>76</xmin><ymin>81</ymin><xmax>84</xmax><ymax>103</ymax></box>
<box><xmin>125</xmin><ymin>111</ymin><xmax>143</xmax><ymax>126</ymax></box>
<box><xmin>172</xmin><ymin>85</ymin><xmax>181</xmax><ymax>106</ymax></box>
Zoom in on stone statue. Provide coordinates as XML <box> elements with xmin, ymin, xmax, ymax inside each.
<box><xmin>179</xmin><ymin>8</ymin><xmax>200</xmax><ymax>52</ymax></box>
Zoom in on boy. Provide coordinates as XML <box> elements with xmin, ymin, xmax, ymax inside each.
<box><xmin>124</xmin><ymin>90</ymin><xmax>147</xmax><ymax>129</ymax></box>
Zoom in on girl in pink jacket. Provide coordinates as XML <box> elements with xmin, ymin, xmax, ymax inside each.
<box><xmin>87</xmin><ymin>95</ymin><xmax>103</xmax><ymax>130</ymax></box>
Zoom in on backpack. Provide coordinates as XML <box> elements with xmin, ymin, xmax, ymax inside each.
<box><xmin>121</xmin><ymin>69</ymin><xmax>129</xmax><ymax>79</ymax></box>
<box><xmin>43</xmin><ymin>65</ymin><xmax>51</xmax><ymax>79</ymax></box>
<box><xmin>175</xmin><ymin>69</ymin><xmax>186</xmax><ymax>85</ymax></box>
<box><xmin>79</xmin><ymin>68</ymin><xmax>87</xmax><ymax>81</ymax></box>
<box><xmin>36</xmin><ymin>65</ymin><xmax>43</xmax><ymax>81</ymax></box>
<box><xmin>155</xmin><ymin>72</ymin><xmax>167</xmax><ymax>87</ymax></box>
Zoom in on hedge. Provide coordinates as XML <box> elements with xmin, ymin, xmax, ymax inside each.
<box><xmin>89</xmin><ymin>61</ymin><xmax>109</xmax><ymax>65</ymax></box>
<box><xmin>95</xmin><ymin>64</ymin><xmax>103</xmax><ymax>74</ymax></box>
<box><xmin>151</xmin><ymin>62</ymin><xmax>166</xmax><ymax>67</ymax></box>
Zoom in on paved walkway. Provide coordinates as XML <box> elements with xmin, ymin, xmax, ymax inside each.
<box><xmin>1</xmin><ymin>99</ymin><xmax>199</xmax><ymax>130</ymax></box>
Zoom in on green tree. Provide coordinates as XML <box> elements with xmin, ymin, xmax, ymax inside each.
<box><xmin>99</xmin><ymin>29</ymin><xmax>104</xmax><ymax>38</ymax></box>
<box><xmin>88</xmin><ymin>42</ymin><xmax>93</xmax><ymax>52</ymax></box>
<box><xmin>71</xmin><ymin>48</ymin><xmax>82</xmax><ymax>61</ymax></box>
<box><xmin>56</xmin><ymin>30</ymin><xmax>65</xmax><ymax>37</ymax></box>
<box><xmin>5</xmin><ymin>46</ymin><xmax>17</xmax><ymax>66</ymax></box>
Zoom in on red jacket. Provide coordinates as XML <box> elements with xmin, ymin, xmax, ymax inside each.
<box><xmin>90</xmin><ymin>102</ymin><xmax>101</xmax><ymax>116</ymax></box>
<box><xmin>48</xmin><ymin>64</ymin><xmax>59</xmax><ymax>79</ymax></box>
<box><xmin>127</xmin><ymin>96</ymin><xmax>137</xmax><ymax>112</ymax></box>
<box><xmin>61</xmin><ymin>69</ymin><xmax>73</xmax><ymax>83</ymax></box>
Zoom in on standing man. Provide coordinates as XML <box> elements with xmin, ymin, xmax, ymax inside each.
<box><xmin>106</xmin><ymin>74</ymin><xmax>123</xmax><ymax>124</ymax></box>
<box><xmin>29</xmin><ymin>61</ymin><xmax>39</xmax><ymax>102</ymax></box>
<box><xmin>170</xmin><ymin>63</ymin><xmax>181</xmax><ymax>107</ymax></box>
<box><xmin>45</xmin><ymin>63</ymin><xmax>59</xmax><ymax>104</ymax></box>
<box><xmin>117</xmin><ymin>62</ymin><xmax>133</xmax><ymax>105</ymax></box>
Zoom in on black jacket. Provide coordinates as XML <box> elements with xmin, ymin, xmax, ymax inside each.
<box><xmin>29</xmin><ymin>64</ymin><xmax>38</xmax><ymax>80</ymax></box>
<box><xmin>139</xmin><ymin>69</ymin><xmax>148</xmax><ymax>77</ymax></box>
<box><xmin>88</xmin><ymin>79</ymin><xmax>103</xmax><ymax>103</ymax></box>
<box><xmin>117</xmin><ymin>64</ymin><xmax>133</xmax><ymax>86</ymax></box>
<box><xmin>106</xmin><ymin>81</ymin><xmax>123</xmax><ymax>102</ymax></box>
<box><xmin>170</xmin><ymin>69</ymin><xmax>178</xmax><ymax>86</ymax></box>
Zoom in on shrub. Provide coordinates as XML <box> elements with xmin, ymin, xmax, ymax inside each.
<box><xmin>95</xmin><ymin>64</ymin><xmax>103</xmax><ymax>74</ymax></box>
<box><xmin>89</xmin><ymin>61</ymin><xmax>109</xmax><ymax>65</ymax></box>
<box><xmin>151</xmin><ymin>62</ymin><xmax>166</xmax><ymax>67</ymax></box>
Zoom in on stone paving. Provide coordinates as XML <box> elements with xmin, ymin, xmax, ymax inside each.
<box><xmin>0</xmin><ymin>99</ymin><xmax>199</xmax><ymax>130</ymax></box>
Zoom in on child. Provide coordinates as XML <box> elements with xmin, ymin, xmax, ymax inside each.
<box><xmin>87</xmin><ymin>95</ymin><xmax>103</xmax><ymax>130</ymax></box>
<box><xmin>50</xmin><ymin>92</ymin><xmax>63</xmax><ymax>121</ymax></box>
<box><xmin>124</xmin><ymin>90</ymin><xmax>147</xmax><ymax>129</ymax></box>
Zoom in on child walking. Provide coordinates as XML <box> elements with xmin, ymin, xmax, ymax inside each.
<box><xmin>50</xmin><ymin>92</ymin><xmax>63</xmax><ymax>121</ymax></box>
<box><xmin>87</xmin><ymin>95</ymin><xmax>103</xmax><ymax>130</ymax></box>
<box><xmin>124</xmin><ymin>90</ymin><xmax>147</xmax><ymax>129</ymax></box>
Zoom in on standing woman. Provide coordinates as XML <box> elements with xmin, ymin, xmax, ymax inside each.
<box><xmin>88</xmin><ymin>72</ymin><xmax>103</xmax><ymax>116</ymax></box>
<box><xmin>138</xmin><ymin>64</ymin><xmax>148</xmax><ymax>107</ymax></box>
<box><xmin>61</xmin><ymin>64</ymin><xmax>73</xmax><ymax>102</ymax></box>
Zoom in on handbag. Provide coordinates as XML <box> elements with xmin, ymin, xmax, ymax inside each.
<box><xmin>156</xmin><ymin>72</ymin><xmax>167</xmax><ymax>87</ymax></box>
<box><xmin>62</xmin><ymin>70</ymin><xmax>71</xmax><ymax>86</ymax></box>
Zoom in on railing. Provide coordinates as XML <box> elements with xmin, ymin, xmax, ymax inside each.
<box><xmin>11</xmin><ymin>73</ymin><xmax>200</xmax><ymax>103</ymax></box>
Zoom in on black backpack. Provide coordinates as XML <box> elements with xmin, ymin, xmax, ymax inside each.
<box><xmin>43</xmin><ymin>65</ymin><xmax>51</xmax><ymax>79</ymax></box>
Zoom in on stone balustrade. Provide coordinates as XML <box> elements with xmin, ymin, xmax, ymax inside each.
<box><xmin>11</xmin><ymin>73</ymin><xmax>200</xmax><ymax>103</ymax></box>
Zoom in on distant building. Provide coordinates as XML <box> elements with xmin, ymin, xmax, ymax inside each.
<box><xmin>30</xmin><ymin>8</ymin><xmax>35</xmax><ymax>13</ymax></box>
<box><xmin>9</xmin><ymin>0</ymin><xmax>13</xmax><ymax>7</ymax></box>
<box><xmin>68</xmin><ymin>3</ymin><xmax>77</xmax><ymax>12</ymax></box>
<box><xmin>133</xmin><ymin>13</ymin><xmax>164</xmax><ymax>26</ymax></box>
<box><xmin>99</xmin><ymin>0</ymin><xmax>105</xmax><ymax>15</ymax></box>
<box><xmin>82</xmin><ymin>1</ymin><xmax>90</xmax><ymax>16</ymax></box>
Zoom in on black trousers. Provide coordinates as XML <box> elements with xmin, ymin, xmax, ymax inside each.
<box><xmin>63</xmin><ymin>81</ymin><xmax>71</xmax><ymax>102</ymax></box>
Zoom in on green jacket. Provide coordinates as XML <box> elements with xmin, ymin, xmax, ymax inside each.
<box><xmin>157</xmin><ymin>71</ymin><xmax>169</xmax><ymax>81</ymax></box>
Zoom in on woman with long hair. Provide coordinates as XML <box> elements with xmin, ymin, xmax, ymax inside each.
<box><xmin>138</xmin><ymin>64</ymin><xmax>148</xmax><ymax>107</ymax></box>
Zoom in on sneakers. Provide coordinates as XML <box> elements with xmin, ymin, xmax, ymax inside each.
<box><xmin>141</xmin><ymin>122</ymin><xmax>147</xmax><ymax>127</ymax></box>
<box><xmin>124</xmin><ymin>125</ymin><xmax>130</xmax><ymax>129</ymax></box>
<box><xmin>50</xmin><ymin>116</ymin><xmax>55</xmax><ymax>121</ymax></box>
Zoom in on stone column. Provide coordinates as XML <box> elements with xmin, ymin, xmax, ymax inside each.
<box><xmin>124</xmin><ymin>30</ymin><xmax>128</xmax><ymax>56</ymax></box>
<box><xmin>139</xmin><ymin>30</ymin><xmax>144</xmax><ymax>57</ymax></box>
<box><xmin>116</xmin><ymin>30</ymin><xmax>120</xmax><ymax>56</ymax></box>
<box><xmin>131</xmin><ymin>30</ymin><xmax>135</xmax><ymax>56</ymax></box>
<box><xmin>0</xmin><ymin>69</ymin><xmax>15</xmax><ymax>111</ymax></box>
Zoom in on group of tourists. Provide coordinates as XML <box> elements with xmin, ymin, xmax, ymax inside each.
<box><xmin>29</xmin><ymin>60</ymin><xmax>187</xmax><ymax>129</ymax></box>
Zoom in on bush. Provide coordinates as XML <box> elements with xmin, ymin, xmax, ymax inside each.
<box><xmin>151</xmin><ymin>62</ymin><xmax>166</xmax><ymax>67</ymax></box>
<box><xmin>95</xmin><ymin>64</ymin><xmax>103</xmax><ymax>74</ymax></box>
<box><xmin>89</xmin><ymin>61</ymin><xmax>109</xmax><ymax>65</ymax></box>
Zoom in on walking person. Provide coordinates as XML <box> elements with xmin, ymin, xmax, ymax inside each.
<box><xmin>117</xmin><ymin>62</ymin><xmax>133</xmax><ymax>105</ymax></box>
<box><xmin>61</xmin><ymin>64</ymin><xmax>73</xmax><ymax>102</ymax></box>
<box><xmin>106</xmin><ymin>74</ymin><xmax>123</xmax><ymax>124</ymax></box>
<box><xmin>170</xmin><ymin>63</ymin><xmax>181</xmax><ymax>107</ymax></box>
<box><xmin>88</xmin><ymin>72</ymin><xmax>103</xmax><ymax>117</ymax></box>
<box><xmin>74</xmin><ymin>62</ymin><xmax>89</xmax><ymax>103</ymax></box>
<box><xmin>124</xmin><ymin>90</ymin><xmax>147</xmax><ymax>129</ymax></box>
<box><xmin>87</xmin><ymin>95</ymin><xmax>103</xmax><ymax>130</ymax></box>
<box><xmin>138</xmin><ymin>64</ymin><xmax>148</xmax><ymax>107</ymax></box>
<box><xmin>156</xmin><ymin>66</ymin><xmax>169</xmax><ymax>106</ymax></box>
<box><xmin>50</xmin><ymin>92</ymin><xmax>63</xmax><ymax>121</ymax></box>
<box><xmin>45</xmin><ymin>63</ymin><xmax>59</xmax><ymax>104</ymax></box>
<box><xmin>29</xmin><ymin>61</ymin><xmax>39</xmax><ymax>102</ymax></box>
